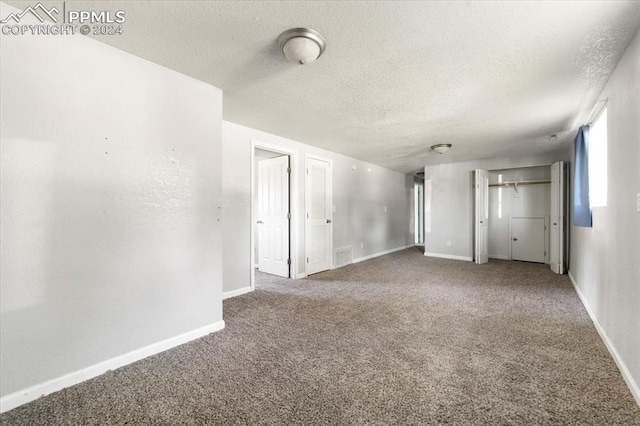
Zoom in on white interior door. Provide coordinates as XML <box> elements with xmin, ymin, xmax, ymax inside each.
<box><xmin>511</xmin><ymin>217</ymin><xmax>546</xmax><ymax>263</ymax></box>
<box><xmin>306</xmin><ymin>158</ymin><xmax>332</xmax><ymax>275</ymax></box>
<box><xmin>257</xmin><ymin>155</ymin><xmax>290</xmax><ymax>277</ymax></box>
<box><xmin>475</xmin><ymin>169</ymin><xmax>489</xmax><ymax>264</ymax></box>
<box><xmin>550</xmin><ymin>161</ymin><xmax>565</xmax><ymax>274</ymax></box>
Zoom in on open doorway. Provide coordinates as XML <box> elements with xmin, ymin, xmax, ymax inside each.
<box><xmin>251</xmin><ymin>142</ymin><xmax>299</xmax><ymax>289</ymax></box>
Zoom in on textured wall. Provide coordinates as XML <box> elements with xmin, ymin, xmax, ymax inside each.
<box><xmin>569</xmin><ymin>30</ymin><xmax>640</xmax><ymax>401</ymax></box>
<box><xmin>222</xmin><ymin>121</ymin><xmax>413</xmax><ymax>294</ymax></box>
<box><xmin>0</xmin><ymin>21</ymin><xmax>224</xmax><ymax>396</ymax></box>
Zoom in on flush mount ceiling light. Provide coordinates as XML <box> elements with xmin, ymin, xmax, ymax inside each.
<box><xmin>277</xmin><ymin>28</ymin><xmax>326</xmax><ymax>65</ymax></box>
<box><xmin>431</xmin><ymin>144</ymin><xmax>452</xmax><ymax>154</ymax></box>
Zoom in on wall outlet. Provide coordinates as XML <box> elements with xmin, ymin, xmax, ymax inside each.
<box><xmin>637</xmin><ymin>193</ymin><xmax>640</xmax><ymax>212</ymax></box>
<box><xmin>360</xmin><ymin>242</ymin><xmax>364</xmax><ymax>249</ymax></box>
<box><xmin>384</xmin><ymin>206</ymin><xmax>387</xmax><ymax>213</ymax></box>
<box><xmin>446</xmin><ymin>240</ymin><xmax>452</xmax><ymax>247</ymax></box>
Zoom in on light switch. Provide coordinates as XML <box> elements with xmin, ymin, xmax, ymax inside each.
<box><xmin>333</xmin><ymin>205</ymin><xmax>336</xmax><ymax>213</ymax></box>
<box><xmin>637</xmin><ymin>193</ymin><xmax>640</xmax><ymax>212</ymax></box>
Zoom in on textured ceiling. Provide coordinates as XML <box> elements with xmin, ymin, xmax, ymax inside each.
<box><xmin>7</xmin><ymin>1</ymin><xmax>640</xmax><ymax>173</ymax></box>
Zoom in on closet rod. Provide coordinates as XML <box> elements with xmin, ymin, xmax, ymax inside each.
<box><xmin>489</xmin><ymin>180</ymin><xmax>551</xmax><ymax>188</ymax></box>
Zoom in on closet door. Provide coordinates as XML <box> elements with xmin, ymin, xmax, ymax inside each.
<box><xmin>550</xmin><ymin>161</ymin><xmax>565</xmax><ymax>274</ymax></box>
<box><xmin>305</xmin><ymin>157</ymin><xmax>332</xmax><ymax>275</ymax></box>
<box><xmin>475</xmin><ymin>169</ymin><xmax>489</xmax><ymax>264</ymax></box>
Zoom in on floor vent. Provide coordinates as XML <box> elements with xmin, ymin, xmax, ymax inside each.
<box><xmin>334</xmin><ymin>246</ymin><xmax>353</xmax><ymax>269</ymax></box>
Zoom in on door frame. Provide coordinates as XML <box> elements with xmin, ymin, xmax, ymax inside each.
<box><xmin>250</xmin><ymin>140</ymin><xmax>299</xmax><ymax>290</ymax></box>
<box><xmin>305</xmin><ymin>154</ymin><xmax>333</xmax><ymax>275</ymax></box>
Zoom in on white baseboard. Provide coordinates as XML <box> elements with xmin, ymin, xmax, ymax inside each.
<box><xmin>222</xmin><ymin>286</ymin><xmax>253</xmax><ymax>300</ymax></box>
<box><xmin>352</xmin><ymin>244</ymin><xmax>414</xmax><ymax>264</ymax></box>
<box><xmin>489</xmin><ymin>254</ymin><xmax>510</xmax><ymax>260</ymax></box>
<box><xmin>296</xmin><ymin>273</ymin><xmax>307</xmax><ymax>279</ymax></box>
<box><xmin>0</xmin><ymin>320</ymin><xmax>225</xmax><ymax>414</ymax></box>
<box><xmin>568</xmin><ymin>272</ymin><xmax>640</xmax><ymax>406</ymax></box>
<box><xmin>424</xmin><ymin>252</ymin><xmax>473</xmax><ymax>262</ymax></box>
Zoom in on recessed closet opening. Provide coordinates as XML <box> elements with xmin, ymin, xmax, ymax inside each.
<box><xmin>474</xmin><ymin>162</ymin><xmax>567</xmax><ymax>273</ymax></box>
<box><xmin>488</xmin><ymin>165</ymin><xmax>551</xmax><ymax>263</ymax></box>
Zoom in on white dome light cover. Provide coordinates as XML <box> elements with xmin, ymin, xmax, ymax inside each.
<box><xmin>431</xmin><ymin>144</ymin><xmax>452</xmax><ymax>154</ymax></box>
<box><xmin>278</xmin><ymin>28</ymin><xmax>326</xmax><ymax>65</ymax></box>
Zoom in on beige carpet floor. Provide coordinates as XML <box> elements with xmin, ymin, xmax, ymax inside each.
<box><xmin>2</xmin><ymin>247</ymin><xmax>639</xmax><ymax>425</ymax></box>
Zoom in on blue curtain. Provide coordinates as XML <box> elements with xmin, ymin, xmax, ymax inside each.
<box><xmin>573</xmin><ymin>125</ymin><xmax>592</xmax><ymax>227</ymax></box>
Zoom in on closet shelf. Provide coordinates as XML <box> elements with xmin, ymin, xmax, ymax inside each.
<box><xmin>489</xmin><ymin>180</ymin><xmax>551</xmax><ymax>188</ymax></box>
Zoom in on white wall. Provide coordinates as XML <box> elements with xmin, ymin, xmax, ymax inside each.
<box><xmin>423</xmin><ymin>152</ymin><xmax>568</xmax><ymax>260</ymax></box>
<box><xmin>222</xmin><ymin>121</ymin><xmax>414</xmax><ymax>294</ymax></box>
<box><xmin>488</xmin><ymin>166</ymin><xmax>551</xmax><ymax>261</ymax></box>
<box><xmin>569</xmin><ymin>30</ymin><xmax>640</xmax><ymax>403</ymax></box>
<box><xmin>0</xmin><ymin>3</ymin><xmax>224</xmax><ymax>406</ymax></box>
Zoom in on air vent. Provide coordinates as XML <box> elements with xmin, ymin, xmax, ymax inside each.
<box><xmin>333</xmin><ymin>246</ymin><xmax>353</xmax><ymax>269</ymax></box>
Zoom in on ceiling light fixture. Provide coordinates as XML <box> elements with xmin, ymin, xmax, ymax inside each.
<box><xmin>431</xmin><ymin>144</ymin><xmax>452</xmax><ymax>154</ymax></box>
<box><xmin>277</xmin><ymin>28</ymin><xmax>326</xmax><ymax>65</ymax></box>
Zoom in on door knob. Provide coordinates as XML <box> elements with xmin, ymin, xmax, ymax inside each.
<box><xmin>326</xmin><ymin>219</ymin><xmax>332</xmax><ymax>223</ymax></box>
<box><xmin>513</xmin><ymin>238</ymin><xmax>518</xmax><ymax>241</ymax></box>
<box><xmin>257</xmin><ymin>220</ymin><xmax>263</xmax><ymax>224</ymax></box>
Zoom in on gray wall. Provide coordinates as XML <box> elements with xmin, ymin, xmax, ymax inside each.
<box><xmin>423</xmin><ymin>152</ymin><xmax>568</xmax><ymax>260</ymax></box>
<box><xmin>0</xmin><ymin>24</ymin><xmax>224</xmax><ymax>397</ymax></box>
<box><xmin>569</xmin><ymin>30</ymin><xmax>640</xmax><ymax>400</ymax></box>
<box><xmin>222</xmin><ymin>121</ymin><xmax>414</xmax><ymax>294</ymax></box>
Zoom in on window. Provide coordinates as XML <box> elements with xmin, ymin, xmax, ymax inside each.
<box><xmin>588</xmin><ymin>108</ymin><xmax>607</xmax><ymax>208</ymax></box>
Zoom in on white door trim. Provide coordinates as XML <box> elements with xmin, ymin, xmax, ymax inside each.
<box><xmin>305</xmin><ymin>154</ymin><xmax>333</xmax><ymax>274</ymax></box>
<box><xmin>250</xmin><ymin>140</ymin><xmax>299</xmax><ymax>290</ymax></box>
